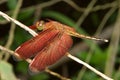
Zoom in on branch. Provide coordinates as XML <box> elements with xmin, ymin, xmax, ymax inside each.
<box><xmin>66</xmin><ymin>53</ymin><xmax>113</xmax><ymax>80</ymax></box>
<box><xmin>45</xmin><ymin>68</ymin><xmax>71</xmax><ymax>80</ymax></box>
<box><xmin>76</xmin><ymin>0</ymin><xmax>97</xmax><ymax>27</ymax></box>
<box><xmin>0</xmin><ymin>45</ymin><xmax>71</xmax><ymax>80</ymax></box>
<box><xmin>0</xmin><ymin>11</ymin><xmax>37</xmax><ymax>36</ymax></box>
<box><xmin>105</xmin><ymin>0</ymin><xmax>120</xmax><ymax>77</ymax></box>
<box><xmin>76</xmin><ymin>7</ymin><xmax>116</xmax><ymax>80</ymax></box>
<box><xmin>3</xmin><ymin>0</ymin><xmax>23</xmax><ymax>61</ymax></box>
<box><xmin>63</xmin><ymin>1</ymin><xmax>117</xmax><ymax>12</ymax></box>
<box><xmin>0</xmin><ymin>45</ymin><xmax>113</xmax><ymax>80</ymax></box>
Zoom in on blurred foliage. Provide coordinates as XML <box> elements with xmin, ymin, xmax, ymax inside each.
<box><xmin>0</xmin><ymin>61</ymin><xmax>17</xmax><ymax>80</ymax></box>
<box><xmin>7</xmin><ymin>0</ymin><xmax>17</xmax><ymax>10</ymax></box>
<box><xmin>0</xmin><ymin>0</ymin><xmax>120</xmax><ymax>80</ymax></box>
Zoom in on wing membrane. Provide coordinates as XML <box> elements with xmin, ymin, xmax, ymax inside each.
<box><xmin>15</xmin><ymin>29</ymin><xmax>59</xmax><ymax>59</ymax></box>
<box><xmin>29</xmin><ymin>33</ymin><xmax>73</xmax><ymax>72</ymax></box>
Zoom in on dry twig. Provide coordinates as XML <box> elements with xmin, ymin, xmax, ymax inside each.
<box><xmin>76</xmin><ymin>0</ymin><xmax>97</xmax><ymax>27</ymax></box>
<box><xmin>105</xmin><ymin>0</ymin><xmax>120</xmax><ymax>77</ymax></box>
<box><xmin>0</xmin><ymin>11</ymin><xmax>37</xmax><ymax>36</ymax></box>
<box><xmin>76</xmin><ymin>6</ymin><xmax>117</xmax><ymax>80</ymax></box>
<box><xmin>3</xmin><ymin>0</ymin><xmax>23</xmax><ymax>61</ymax></box>
<box><xmin>66</xmin><ymin>53</ymin><xmax>113</xmax><ymax>80</ymax></box>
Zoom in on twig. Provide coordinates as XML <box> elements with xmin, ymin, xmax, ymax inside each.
<box><xmin>0</xmin><ymin>44</ymin><xmax>113</xmax><ymax>80</ymax></box>
<box><xmin>45</xmin><ymin>68</ymin><xmax>71</xmax><ymax>80</ymax></box>
<box><xmin>0</xmin><ymin>11</ymin><xmax>37</xmax><ymax>36</ymax></box>
<box><xmin>3</xmin><ymin>0</ymin><xmax>23</xmax><ymax>61</ymax></box>
<box><xmin>76</xmin><ymin>43</ymin><xmax>96</xmax><ymax>80</ymax></box>
<box><xmin>0</xmin><ymin>1</ymin><xmax>118</xmax><ymax>25</ymax></box>
<box><xmin>63</xmin><ymin>1</ymin><xmax>117</xmax><ymax>12</ymax></box>
<box><xmin>63</xmin><ymin>0</ymin><xmax>84</xmax><ymax>12</ymax></box>
<box><xmin>76</xmin><ymin>6</ymin><xmax>116</xmax><ymax>79</ymax></box>
<box><xmin>33</xmin><ymin>7</ymin><xmax>42</xmax><ymax>23</ymax></box>
<box><xmin>76</xmin><ymin>6</ymin><xmax>116</xmax><ymax>80</ymax></box>
<box><xmin>0</xmin><ymin>0</ymin><xmax>23</xmax><ymax>60</ymax></box>
<box><xmin>33</xmin><ymin>0</ymin><xmax>62</xmax><ymax>23</ymax></box>
<box><xmin>95</xmin><ymin>7</ymin><xmax>117</xmax><ymax>36</ymax></box>
<box><xmin>105</xmin><ymin>0</ymin><xmax>120</xmax><ymax>77</ymax></box>
<box><xmin>0</xmin><ymin>1</ymin><xmax>62</xmax><ymax>35</ymax></box>
<box><xmin>66</xmin><ymin>53</ymin><xmax>113</xmax><ymax>80</ymax></box>
<box><xmin>0</xmin><ymin>45</ymin><xmax>17</xmax><ymax>57</ymax></box>
<box><xmin>76</xmin><ymin>0</ymin><xmax>97</xmax><ymax>27</ymax></box>
<box><xmin>0</xmin><ymin>45</ymin><xmax>70</xmax><ymax>80</ymax></box>
<box><xmin>92</xmin><ymin>1</ymin><xmax>117</xmax><ymax>12</ymax></box>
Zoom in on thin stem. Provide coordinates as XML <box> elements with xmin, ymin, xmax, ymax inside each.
<box><xmin>92</xmin><ymin>1</ymin><xmax>117</xmax><ymax>12</ymax></box>
<box><xmin>105</xmin><ymin>0</ymin><xmax>120</xmax><ymax>76</ymax></box>
<box><xmin>0</xmin><ymin>44</ymin><xmax>114</xmax><ymax>80</ymax></box>
<box><xmin>95</xmin><ymin>7</ymin><xmax>117</xmax><ymax>36</ymax></box>
<box><xmin>63</xmin><ymin>0</ymin><xmax>84</xmax><ymax>12</ymax></box>
<box><xmin>63</xmin><ymin>1</ymin><xmax>117</xmax><ymax>12</ymax></box>
<box><xmin>66</xmin><ymin>53</ymin><xmax>113</xmax><ymax>80</ymax></box>
<box><xmin>76</xmin><ymin>43</ymin><xmax>96</xmax><ymax>80</ymax></box>
<box><xmin>0</xmin><ymin>11</ymin><xmax>37</xmax><ymax>36</ymax></box>
<box><xmin>76</xmin><ymin>0</ymin><xmax>97</xmax><ymax>27</ymax></box>
<box><xmin>45</xmin><ymin>68</ymin><xmax>71</xmax><ymax>80</ymax></box>
<box><xmin>0</xmin><ymin>0</ymin><xmax>23</xmax><ymax>59</ymax></box>
<box><xmin>3</xmin><ymin>0</ymin><xmax>23</xmax><ymax>61</ymax></box>
<box><xmin>0</xmin><ymin>45</ymin><xmax>17</xmax><ymax>58</ymax></box>
<box><xmin>0</xmin><ymin>45</ymin><xmax>71</xmax><ymax>80</ymax></box>
<box><xmin>76</xmin><ymin>6</ymin><xmax>116</xmax><ymax>80</ymax></box>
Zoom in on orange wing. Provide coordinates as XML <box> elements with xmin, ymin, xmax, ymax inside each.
<box><xmin>15</xmin><ymin>29</ymin><xmax>59</xmax><ymax>59</ymax></box>
<box><xmin>29</xmin><ymin>33</ymin><xmax>73</xmax><ymax>72</ymax></box>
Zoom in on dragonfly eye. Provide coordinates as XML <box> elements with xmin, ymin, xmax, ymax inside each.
<box><xmin>36</xmin><ymin>21</ymin><xmax>45</xmax><ymax>31</ymax></box>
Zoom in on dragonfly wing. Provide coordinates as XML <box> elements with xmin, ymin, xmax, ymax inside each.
<box><xmin>29</xmin><ymin>33</ymin><xmax>73</xmax><ymax>72</ymax></box>
<box><xmin>15</xmin><ymin>29</ymin><xmax>59</xmax><ymax>59</ymax></box>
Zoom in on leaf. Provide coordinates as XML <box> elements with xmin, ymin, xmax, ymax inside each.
<box><xmin>15</xmin><ymin>61</ymin><xmax>29</xmax><ymax>74</ymax></box>
<box><xmin>0</xmin><ymin>60</ymin><xmax>17</xmax><ymax>80</ymax></box>
<box><xmin>18</xmin><ymin>8</ymin><xmax>35</xmax><ymax>20</ymax></box>
<box><xmin>7</xmin><ymin>0</ymin><xmax>17</xmax><ymax>10</ymax></box>
<box><xmin>82</xmin><ymin>71</ymin><xmax>99</xmax><ymax>80</ymax></box>
<box><xmin>30</xmin><ymin>73</ymin><xmax>49</xmax><ymax>80</ymax></box>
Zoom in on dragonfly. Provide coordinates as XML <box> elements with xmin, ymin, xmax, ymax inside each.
<box><xmin>15</xmin><ymin>20</ymin><xmax>108</xmax><ymax>72</ymax></box>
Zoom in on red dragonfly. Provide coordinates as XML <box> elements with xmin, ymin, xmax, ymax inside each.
<box><xmin>15</xmin><ymin>20</ymin><xmax>108</xmax><ymax>72</ymax></box>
